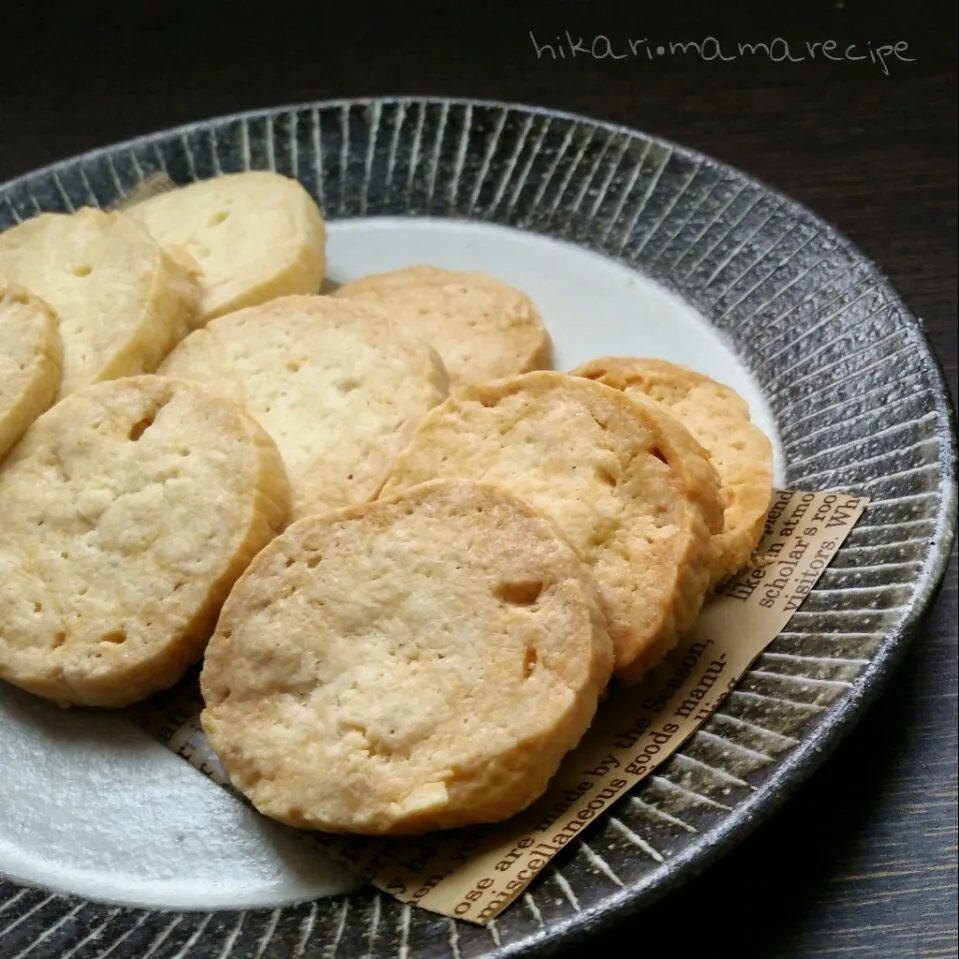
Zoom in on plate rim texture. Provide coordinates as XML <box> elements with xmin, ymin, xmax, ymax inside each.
<box><xmin>0</xmin><ymin>97</ymin><xmax>956</xmax><ymax>959</ymax></box>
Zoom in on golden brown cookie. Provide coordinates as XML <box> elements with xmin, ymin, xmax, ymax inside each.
<box><xmin>0</xmin><ymin>375</ymin><xmax>290</xmax><ymax>708</ymax></box>
<box><xmin>0</xmin><ymin>208</ymin><xmax>199</xmax><ymax>399</ymax></box>
<box><xmin>200</xmin><ymin>479</ymin><xmax>613</xmax><ymax>835</ymax></box>
<box><xmin>126</xmin><ymin>172</ymin><xmax>326</xmax><ymax>325</ymax></box>
<box><xmin>573</xmin><ymin>357</ymin><xmax>773</xmax><ymax>584</ymax></box>
<box><xmin>158</xmin><ymin>294</ymin><xmax>449</xmax><ymax>521</ymax></box>
<box><xmin>333</xmin><ymin>266</ymin><xmax>551</xmax><ymax>387</ymax></box>
<box><xmin>382</xmin><ymin>371</ymin><xmax>724</xmax><ymax>682</ymax></box>
<box><xmin>0</xmin><ymin>285</ymin><xmax>62</xmax><ymax>462</ymax></box>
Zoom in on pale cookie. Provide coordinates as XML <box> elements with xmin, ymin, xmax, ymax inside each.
<box><xmin>0</xmin><ymin>285</ymin><xmax>62</xmax><ymax>462</ymax></box>
<box><xmin>158</xmin><ymin>295</ymin><xmax>449</xmax><ymax>521</ymax></box>
<box><xmin>0</xmin><ymin>208</ymin><xmax>198</xmax><ymax>398</ymax></box>
<box><xmin>382</xmin><ymin>372</ymin><xmax>724</xmax><ymax>683</ymax></box>
<box><xmin>200</xmin><ymin>479</ymin><xmax>613</xmax><ymax>835</ymax></box>
<box><xmin>0</xmin><ymin>376</ymin><xmax>290</xmax><ymax>708</ymax></box>
<box><xmin>333</xmin><ymin>266</ymin><xmax>551</xmax><ymax>387</ymax></box>
<box><xmin>574</xmin><ymin>357</ymin><xmax>774</xmax><ymax>585</ymax></box>
<box><xmin>127</xmin><ymin>171</ymin><xmax>327</xmax><ymax>325</ymax></box>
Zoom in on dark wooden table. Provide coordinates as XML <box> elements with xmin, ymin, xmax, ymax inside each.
<box><xmin>1</xmin><ymin>2</ymin><xmax>955</xmax><ymax>956</ymax></box>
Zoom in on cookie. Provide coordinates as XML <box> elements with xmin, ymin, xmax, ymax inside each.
<box><xmin>126</xmin><ymin>171</ymin><xmax>326</xmax><ymax>325</ymax></box>
<box><xmin>333</xmin><ymin>266</ymin><xmax>551</xmax><ymax>387</ymax></box>
<box><xmin>0</xmin><ymin>208</ymin><xmax>199</xmax><ymax>398</ymax></box>
<box><xmin>200</xmin><ymin>479</ymin><xmax>613</xmax><ymax>835</ymax></box>
<box><xmin>0</xmin><ymin>375</ymin><xmax>290</xmax><ymax>708</ymax></box>
<box><xmin>573</xmin><ymin>357</ymin><xmax>774</xmax><ymax>584</ymax></box>
<box><xmin>382</xmin><ymin>371</ymin><xmax>724</xmax><ymax>682</ymax></box>
<box><xmin>158</xmin><ymin>295</ymin><xmax>449</xmax><ymax>521</ymax></box>
<box><xmin>0</xmin><ymin>285</ymin><xmax>62</xmax><ymax>462</ymax></box>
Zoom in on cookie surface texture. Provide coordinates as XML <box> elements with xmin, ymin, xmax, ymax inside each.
<box><xmin>0</xmin><ymin>285</ymin><xmax>62</xmax><ymax>462</ymax></box>
<box><xmin>0</xmin><ymin>375</ymin><xmax>290</xmax><ymax>708</ymax></box>
<box><xmin>200</xmin><ymin>479</ymin><xmax>613</xmax><ymax>835</ymax></box>
<box><xmin>574</xmin><ymin>357</ymin><xmax>773</xmax><ymax>584</ymax></box>
<box><xmin>158</xmin><ymin>294</ymin><xmax>449</xmax><ymax>521</ymax></box>
<box><xmin>126</xmin><ymin>171</ymin><xmax>327</xmax><ymax>325</ymax></box>
<box><xmin>382</xmin><ymin>371</ymin><xmax>724</xmax><ymax>682</ymax></box>
<box><xmin>0</xmin><ymin>209</ymin><xmax>199</xmax><ymax>398</ymax></box>
<box><xmin>333</xmin><ymin>265</ymin><xmax>551</xmax><ymax>387</ymax></box>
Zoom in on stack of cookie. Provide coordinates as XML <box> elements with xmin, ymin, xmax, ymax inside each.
<box><xmin>0</xmin><ymin>172</ymin><xmax>772</xmax><ymax>837</ymax></box>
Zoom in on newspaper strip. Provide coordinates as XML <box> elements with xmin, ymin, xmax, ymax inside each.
<box><xmin>129</xmin><ymin>489</ymin><xmax>867</xmax><ymax>924</ymax></box>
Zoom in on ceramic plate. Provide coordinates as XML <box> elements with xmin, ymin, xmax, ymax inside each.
<box><xmin>0</xmin><ymin>98</ymin><xmax>955</xmax><ymax>959</ymax></box>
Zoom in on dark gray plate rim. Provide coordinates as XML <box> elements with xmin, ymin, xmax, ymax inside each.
<box><xmin>0</xmin><ymin>96</ymin><xmax>956</xmax><ymax>957</ymax></box>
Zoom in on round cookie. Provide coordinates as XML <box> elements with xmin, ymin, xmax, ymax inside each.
<box><xmin>0</xmin><ymin>208</ymin><xmax>199</xmax><ymax>398</ymax></box>
<box><xmin>382</xmin><ymin>371</ymin><xmax>725</xmax><ymax>683</ymax></box>
<box><xmin>573</xmin><ymin>357</ymin><xmax>773</xmax><ymax>585</ymax></box>
<box><xmin>158</xmin><ymin>295</ymin><xmax>449</xmax><ymax>522</ymax></box>
<box><xmin>0</xmin><ymin>285</ymin><xmax>62</xmax><ymax>462</ymax></box>
<box><xmin>333</xmin><ymin>266</ymin><xmax>552</xmax><ymax>388</ymax></box>
<box><xmin>126</xmin><ymin>171</ymin><xmax>327</xmax><ymax>325</ymax></box>
<box><xmin>200</xmin><ymin>479</ymin><xmax>613</xmax><ymax>835</ymax></box>
<box><xmin>0</xmin><ymin>375</ymin><xmax>290</xmax><ymax>708</ymax></box>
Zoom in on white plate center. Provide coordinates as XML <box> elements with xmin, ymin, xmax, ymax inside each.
<box><xmin>0</xmin><ymin>216</ymin><xmax>781</xmax><ymax>911</ymax></box>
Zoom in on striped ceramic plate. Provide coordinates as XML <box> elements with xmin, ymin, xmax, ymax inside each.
<box><xmin>0</xmin><ymin>98</ymin><xmax>955</xmax><ymax>958</ymax></box>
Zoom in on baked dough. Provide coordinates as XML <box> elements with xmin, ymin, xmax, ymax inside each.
<box><xmin>333</xmin><ymin>266</ymin><xmax>551</xmax><ymax>388</ymax></box>
<box><xmin>0</xmin><ymin>285</ymin><xmax>62</xmax><ymax>462</ymax></box>
<box><xmin>0</xmin><ymin>375</ymin><xmax>290</xmax><ymax>708</ymax></box>
<box><xmin>0</xmin><ymin>208</ymin><xmax>198</xmax><ymax>398</ymax></box>
<box><xmin>382</xmin><ymin>371</ymin><xmax>724</xmax><ymax>682</ymax></box>
<box><xmin>574</xmin><ymin>357</ymin><xmax>773</xmax><ymax>585</ymax></box>
<box><xmin>158</xmin><ymin>295</ymin><xmax>448</xmax><ymax>521</ymax></box>
<box><xmin>200</xmin><ymin>479</ymin><xmax>613</xmax><ymax>834</ymax></box>
<box><xmin>126</xmin><ymin>171</ymin><xmax>326</xmax><ymax>325</ymax></box>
